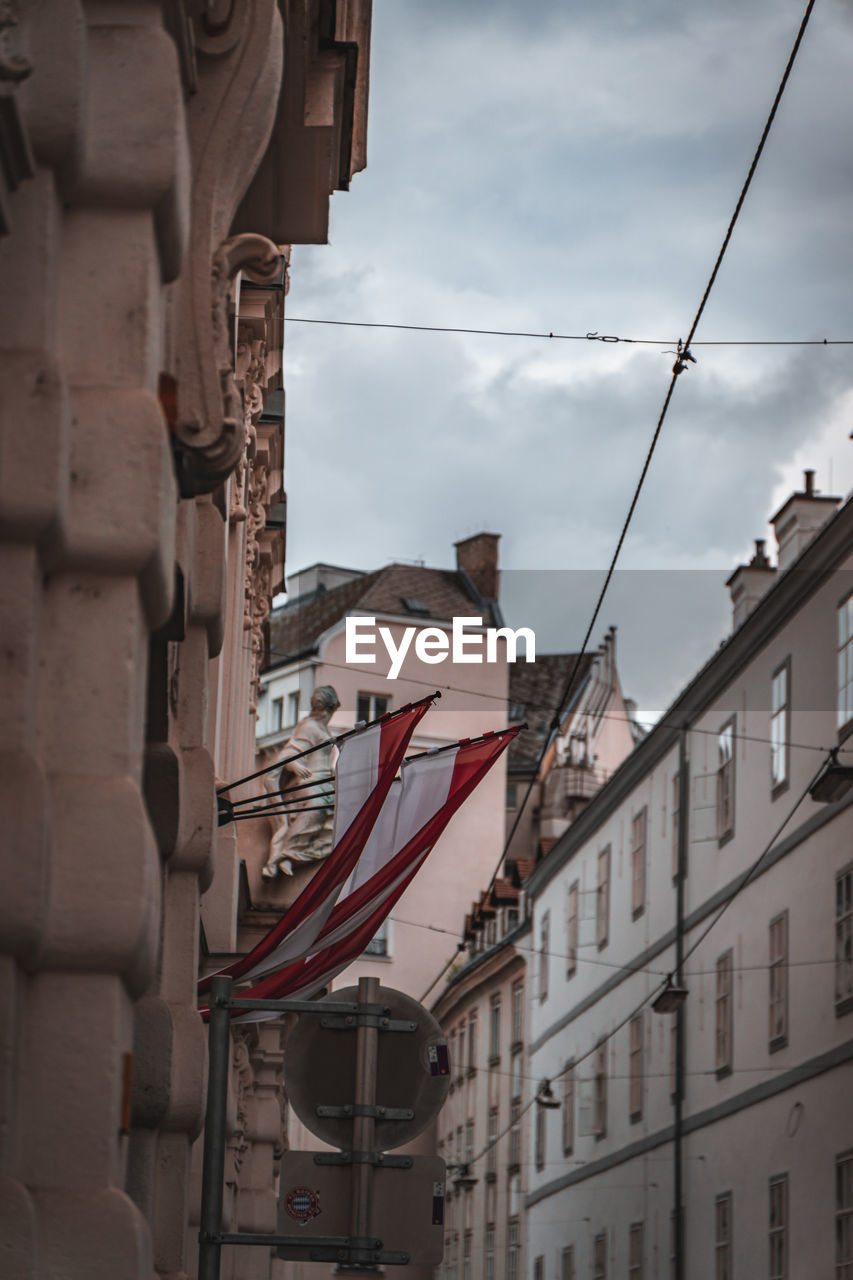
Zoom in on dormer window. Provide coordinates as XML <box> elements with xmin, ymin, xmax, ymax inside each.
<box><xmin>401</xmin><ymin>596</ymin><xmax>430</xmax><ymax>617</ymax></box>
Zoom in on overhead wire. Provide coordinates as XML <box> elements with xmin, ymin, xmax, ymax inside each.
<box><xmin>434</xmin><ymin>0</ymin><xmax>822</xmax><ymax>1171</ymax></box>
<box><xmin>285</xmin><ymin>316</ymin><xmax>853</xmax><ymax>349</ymax></box>
<box><xmin>417</xmin><ymin>0</ymin><xmax>819</xmax><ymax>1010</ymax></box>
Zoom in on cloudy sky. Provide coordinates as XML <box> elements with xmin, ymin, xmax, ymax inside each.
<box><xmin>280</xmin><ymin>0</ymin><xmax>853</xmax><ymax>717</ymax></box>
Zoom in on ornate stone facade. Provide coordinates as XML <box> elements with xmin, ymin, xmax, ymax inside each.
<box><xmin>0</xmin><ymin>4</ymin><xmax>371</xmax><ymax>1279</ymax></box>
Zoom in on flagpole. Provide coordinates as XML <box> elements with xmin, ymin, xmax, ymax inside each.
<box><xmin>216</xmin><ymin>692</ymin><xmax>441</xmax><ymax>795</ymax></box>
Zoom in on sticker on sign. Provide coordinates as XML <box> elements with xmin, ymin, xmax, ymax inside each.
<box><xmin>285</xmin><ymin>1186</ymin><xmax>321</xmax><ymax>1225</ymax></box>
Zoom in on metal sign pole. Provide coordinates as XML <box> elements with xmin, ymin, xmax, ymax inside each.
<box><xmin>198</xmin><ymin>975</ymin><xmax>233</xmax><ymax>1280</ymax></box>
<box><xmin>351</xmin><ymin>976</ymin><xmax>379</xmax><ymax>1255</ymax></box>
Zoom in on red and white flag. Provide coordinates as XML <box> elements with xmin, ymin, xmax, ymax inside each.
<box><xmin>198</xmin><ymin>693</ymin><xmax>436</xmax><ymax>996</ymax></box>
<box><xmin>232</xmin><ymin>727</ymin><xmax>518</xmax><ymax>1012</ymax></box>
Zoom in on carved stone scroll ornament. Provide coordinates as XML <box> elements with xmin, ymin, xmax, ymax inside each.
<box><xmin>172</xmin><ymin>233</ymin><xmax>281</xmax><ymax>498</ymax></box>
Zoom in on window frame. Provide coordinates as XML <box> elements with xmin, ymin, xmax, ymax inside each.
<box><xmin>838</xmin><ymin>591</ymin><xmax>853</xmax><ymax>740</ymax></box>
<box><xmin>562</xmin><ymin>1059</ymin><xmax>575</xmax><ymax>1156</ymax></box>
<box><xmin>629</xmin><ymin>1013</ymin><xmax>644</xmax><ymax>1122</ymax></box>
<box><xmin>489</xmin><ymin>995</ymin><xmax>501</xmax><ymax>1064</ymax></box>
<box><xmin>511</xmin><ymin>979</ymin><xmax>524</xmax><ymax>1047</ymax></box>
<box><xmin>561</xmin><ymin>1244</ymin><xmax>575</xmax><ymax>1280</ymax></box>
<box><xmin>593</xmin><ymin>1040</ymin><xmax>607</xmax><ymax>1139</ymax></box>
<box><xmin>356</xmin><ymin>691</ymin><xmax>390</xmax><ymax>725</ymax></box>
<box><xmin>566</xmin><ymin>879</ymin><xmax>579</xmax><ymax>978</ymax></box>
<box><xmin>596</xmin><ymin>846</ymin><xmax>611</xmax><ymax>949</ymax></box>
<box><xmin>769</xmin><ymin>911</ymin><xmax>788</xmax><ymax>1051</ymax></box>
<box><xmin>671</xmin><ymin>771</ymin><xmax>680</xmax><ymax>882</ymax></box>
<box><xmin>539</xmin><ymin>911</ymin><xmax>550</xmax><ymax>1003</ymax></box>
<box><xmin>628</xmin><ymin>1221</ymin><xmax>644</xmax><ymax>1280</ymax></box>
<box><xmin>770</xmin><ymin>657</ymin><xmax>791</xmax><ymax>799</ymax></box>
<box><xmin>631</xmin><ymin>807</ymin><xmax>647</xmax><ymax>920</ymax></box>
<box><xmin>716</xmin><ymin>717</ymin><xmax>736</xmax><ymax>845</ymax></box>
<box><xmin>768</xmin><ymin>1173</ymin><xmax>788</xmax><ymax>1280</ymax></box>
<box><xmin>714</xmin><ymin>1192</ymin><xmax>732</xmax><ymax>1280</ymax></box>
<box><xmin>837</xmin><ymin>864</ymin><xmax>853</xmax><ymax>1017</ymax></box>
<box><xmin>837</xmin><ymin>1150</ymin><xmax>853</xmax><ymax>1278</ymax></box>
<box><xmin>715</xmin><ymin>950</ymin><xmax>734</xmax><ymax>1078</ymax></box>
<box><xmin>593</xmin><ymin>1231</ymin><xmax>607</xmax><ymax>1280</ymax></box>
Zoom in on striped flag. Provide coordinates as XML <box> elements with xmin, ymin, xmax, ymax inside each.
<box><xmin>198</xmin><ymin>693</ymin><xmax>437</xmax><ymax>996</ymax></box>
<box><xmin>230</xmin><ymin>727</ymin><xmax>518</xmax><ymax>1015</ymax></box>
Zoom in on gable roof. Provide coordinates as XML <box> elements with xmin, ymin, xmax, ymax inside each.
<box><xmin>267</xmin><ymin>562</ymin><xmax>500</xmax><ymax>667</ymax></box>
<box><xmin>507</xmin><ymin>652</ymin><xmax>594</xmax><ymax>772</ymax></box>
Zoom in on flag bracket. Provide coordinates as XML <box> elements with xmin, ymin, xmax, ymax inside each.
<box><xmin>320</xmin><ymin>1013</ymin><xmax>418</xmax><ymax>1033</ymax></box>
<box><xmin>316</xmin><ymin>1103</ymin><xmax>415</xmax><ymax>1121</ymax></box>
<box><xmin>314</xmin><ymin>1150</ymin><xmax>414</xmax><ymax>1169</ymax></box>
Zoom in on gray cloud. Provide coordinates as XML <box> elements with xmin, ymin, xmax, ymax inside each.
<box><xmin>281</xmin><ymin>0</ymin><xmax>853</xmax><ymax>716</ymax></box>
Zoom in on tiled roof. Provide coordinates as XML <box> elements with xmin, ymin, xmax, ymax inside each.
<box><xmin>508</xmin><ymin>652</ymin><xmax>594</xmax><ymax>771</ymax></box>
<box><xmin>267</xmin><ymin>563</ymin><xmax>499</xmax><ymax>667</ymax></box>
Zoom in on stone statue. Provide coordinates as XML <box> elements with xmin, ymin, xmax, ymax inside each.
<box><xmin>261</xmin><ymin>685</ymin><xmax>340</xmax><ymax>878</ymax></box>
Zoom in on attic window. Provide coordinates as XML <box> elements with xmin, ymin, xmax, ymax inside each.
<box><xmin>401</xmin><ymin>597</ymin><xmax>431</xmax><ymax>617</ymax></box>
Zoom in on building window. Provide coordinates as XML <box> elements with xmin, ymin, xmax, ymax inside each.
<box><xmin>464</xmin><ymin>1118</ymin><xmax>474</xmax><ymax>1163</ymax></box>
<box><xmin>769</xmin><ymin>912</ymin><xmax>788</xmax><ymax>1049</ymax></box>
<box><xmin>364</xmin><ymin>917</ymin><xmax>390</xmax><ymax>957</ymax></box>
<box><xmin>533</xmin><ymin>1257</ymin><xmax>544</xmax><ymax>1280</ymax></box>
<box><xmin>671</xmin><ymin>771</ymin><xmax>680</xmax><ymax>880</ymax></box>
<box><xmin>629</xmin><ymin>1014</ymin><xmax>644</xmax><ymax>1121</ymax></box>
<box><xmin>506</xmin><ymin>782</ymin><xmax>517</xmax><ymax>808</ymax></box>
<box><xmin>462</xmin><ymin>1230</ymin><xmax>472</xmax><ymax>1280</ymax></box>
<box><xmin>567</xmin><ymin>880</ymin><xmax>579</xmax><ymax>978</ymax></box>
<box><xmin>507</xmin><ymin>1222</ymin><xmax>519</xmax><ymax>1280</ymax></box>
<box><xmin>457</xmin><ymin>1022</ymin><xmax>466</xmax><ymax>1083</ymax></box>
<box><xmin>489</xmin><ymin>995</ymin><xmax>501</xmax><ymax>1062</ymax></box>
<box><xmin>593</xmin><ymin>1041</ymin><xmax>607</xmax><ymax>1138</ymax></box>
<box><xmin>715</xmin><ymin>951</ymin><xmax>733</xmax><ymax>1077</ymax></box>
<box><xmin>486</xmin><ymin>1107</ymin><xmax>498</xmax><ymax>1179</ymax></box>
<box><xmin>562</xmin><ymin>1060</ymin><xmax>574</xmax><ymax>1155</ymax></box>
<box><xmin>629</xmin><ymin>1222</ymin><xmax>644</xmax><ymax>1280</ymax></box>
<box><xmin>508</xmin><ymin>1094</ymin><xmax>521</xmax><ymax>1169</ymax></box>
<box><xmin>286</xmin><ymin>690</ymin><xmax>300</xmax><ymax>725</ymax></box>
<box><xmin>717</xmin><ymin>718</ymin><xmax>735</xmax><ymax>843</ymax></box>
<box><xmin>770</xmin><ymin>660</ymin><xmax>790</xmax><ymax>794</ymax></box>
<box><xmin>512</xmin><ymin>979</ymin><xmax>524</xmax><ymax>1046</ymax></box>
<box><xmin>769</xmin><ymin>1174</ymin><xmax>787</xmax><ymax>1280</ymax></box>
<box><xmin>271</xmin><ymin>696</ymin><xmax>284</xmax><ymax>731</ymax></box>
<box><xmin>596</xmin><ymin>846</ymin><xmax>611</xmax><ymax>948</ymax></box>
<box><xmin>837</xmin><ymin>866</ymin><xmax>853</xmax><ymax>1015</ymax></box>
<box><xmin>356</xmin><ymin>692</ymin><xmax>389</xmax><ymax>724</ymax></box>
<box><xmin>467</xmin><ymin>1010</ymin><xmax>478</xmax><ymax>1074</ymax></box>
<box><xmin>837</xmin><ymin>1152</ymin><xmax>853</xmax><ymax>1277</ymax></box>
<box><xmin>715</xmin><ymin>1193</ymin><xmax>732</xmax><ymax>1280</ymax></box>
<box><xmin>631</xmin><ymin>808</ymin><xmax>647</xmax><ymax>918</ymax></box>
<box><xmin>534</xmin><ymin>1101</ymin><xmax>546</xmax><ymax>1172</ymax></box>
<box><xmin>484</xmin><ymin>1225</ymin><xmax>495</xmax><ymax>1280</ymax></box>
<box><xmin>539</xmin><ymin>912</ymin><xmax>550</xmax><ymax>1002</ymax></box>
<box><xmin>838</xmin><ymin>594</ymin><xmax>853</xmax><ymax>731</ymax></box>
<box><xmin>561</xmin><ymin>1245</ymin><xmax>575</xmax><ymax>1280</ymax></box>
<box><xmin>593</xmin><ymin>1231</ymin><xmax>607</xmax><ymax>1280</ymax></box>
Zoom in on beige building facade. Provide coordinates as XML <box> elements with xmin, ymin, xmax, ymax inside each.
<box><xmin>526</xmin><ymin>475</ymin><xmax>853</xmax><ymax>1280</ymax></box>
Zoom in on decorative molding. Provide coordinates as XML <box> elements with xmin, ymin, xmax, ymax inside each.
<box><xmin>172</xmin><ymin>234</ymin><xmax>280</xmax><ymax>497</ymax></box>
<box><xmin>170</xmin><ymin>0</ymin><xmax>284</xmax><ymax>496</ymax></box>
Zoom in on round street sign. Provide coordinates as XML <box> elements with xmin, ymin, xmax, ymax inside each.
<box><xmin>283</xmin><ymin>984</ymin><xmax>452</xmax><ymax>1149</ymax></box>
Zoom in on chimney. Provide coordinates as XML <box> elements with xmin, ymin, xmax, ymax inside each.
<box><xmin>770</xmin><ymin>469</ymin><xmax>841</xmax><ymax>572</ymax></box>
<box><xmin>455</xmin><ymin>532</ymin><xmax>500</xmax><ymax>602</ymax></box>
<box><xmin>726</xmin><ymin>539</ymin><xmax>777</xmax><ymax>630</ymax></box>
